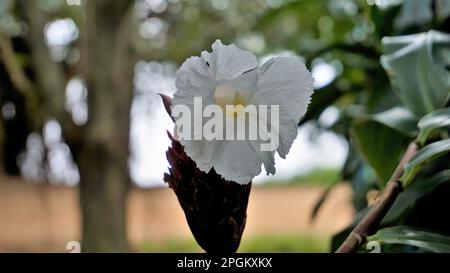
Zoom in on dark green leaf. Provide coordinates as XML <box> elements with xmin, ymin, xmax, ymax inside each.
<box><xmin>331</xmin><ymin>171</ymin><xmax>449</xmax><ymax>251</ymax></box>
<box><xmin>402</xmin><ymin>139</ymin><xmax>450</xmax><ymax>187</ymax></box>
<box><xmin>381</xmin><ymin>31</ymin><xmax>450</xmax><ymax>117</ymax></box>
<box><xmin>395</xmin><ymin>0</ymin><xmax>433</xmax><ymax>29</ymax></box>
<box><xmin>367</xmin><ymin>226</ymin><xmax>450</xmax><ymax>253</ymax></box>
<box><xmin>351</xmin><ymin>119</ymin><xmax>409</xmax><ymax>185</ymax></box>
<box><xmin>371</xmin><ymin>107</ymin><xmax>418</xmax><ymax>137</ymax></box>
<box><xmin>382</xmin><ymin>169</ymin><xmax>450</xmax><ymax>223</ymax></box>
<box><xmin>417</xmin><ymin>107</ymin><xmax>450</xmax><ymax>145</ymax></box>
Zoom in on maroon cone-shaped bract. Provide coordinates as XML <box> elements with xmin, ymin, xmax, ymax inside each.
<box><xmin>161</xmin><ymin>94</ymin><xmax>252</xmax><ymax>254</ymax></box>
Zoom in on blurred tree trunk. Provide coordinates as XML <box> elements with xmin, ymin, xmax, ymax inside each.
<box><xmin>17</xmin><ymin>0</ymin><xmax>136</xmax><ymax>252</ymax></box>
<box><xmin>77</xmin><ymin>0</ymin><xmax>136</xmax><ymax>252</ymax></box>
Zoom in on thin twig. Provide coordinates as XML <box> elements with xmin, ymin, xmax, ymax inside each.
<box><xmin>336</xmin><ymin>141</ymin><xmax>419</xmax><ymax>253</ymax></box>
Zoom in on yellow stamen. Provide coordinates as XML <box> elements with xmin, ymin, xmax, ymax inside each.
<box><xmin>214</xmin><ymin>84</ymin><xmax>247</xmax><ymax>117</ymax></box>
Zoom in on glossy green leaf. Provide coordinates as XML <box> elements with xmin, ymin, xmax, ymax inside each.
<box><xmin>382</xmin><ymin>169</ymin><xmax>450</xmax><ymax>223</ymax></box>
<box><xmin>367</xmin><ymin>226</ymin><xmax>450</xmax><ymax>253</ymax></box>
<box><xmin>381</xmin><ymin>31</ymin><xmax>450</xmax><ymax>117</ymax></box>
<box><xmin>417</xmin><ymin>107</ymin><xmax>450</xmax><ymax>145</ymax></box>
<box><xmin>371</xmin><ymin>107</ymin><xmax>418</xmax><ymax>137</ymax></box>
<box><xmin>402</xmin><ymin>139</ymin><xmax>450</xmax><ymax>187</ymax></box>
<box><xmin>351</xmin><ymin>120</ymin><xmax>409</xmax><ymax>185</ymax></box>
<box><xmin>395</xmin><ymin>0</ymin><xmax>433</xmax><ymax>29</ymax></box>
<box><xmin>331</xmin><ymin>170</ymin><xmax>450</xmax><ymax>251</ymax></box>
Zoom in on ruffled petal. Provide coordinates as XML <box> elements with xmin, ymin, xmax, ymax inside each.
<box><xmin>181</xmin><ymin>139</ymin><xmax>263</xmax><ymax>184</ymax></box>
<box><xmin>250</xmin><ymin>57</ymin><xmax>314</xmax><ymax>158</ymax></box>
<box><xmin>222</xmin><ymin>69</ymin><xmax>258</xmax><ymax>102</ymax></box>
<box><xmin>172</xmin><ymin>43</ymin><xmax>313</xmax><ymax>184</ymax></box>
<box><xmin>246</xmin><ymin>115</ymin><xmax>276</xmax><ymax>176</ymax></box>
<box><xmin>174</xmin><ymin>56</ymin><xmax>217</xmax><ymax>100</ymax></box>
<box><xmin>172</xmin><ymin>56</ymin><xmax>217</xmax><ymax>140</ymax></box>
<box><xmin>204</xmin><ymin>39</ymin><xmax>258</xmax><ymax>80</ymax></box>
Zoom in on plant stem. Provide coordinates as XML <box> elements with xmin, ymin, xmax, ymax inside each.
<box><xmin>336</xmin><ymin>141</ymin><xmax>419</xmax><ymax>253</ymax></box>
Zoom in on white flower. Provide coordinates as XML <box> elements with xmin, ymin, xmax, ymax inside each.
<box><xmin>172</xmin><ymin>40</ymin><xmax>314</xmax><ymax>184</ymax></box>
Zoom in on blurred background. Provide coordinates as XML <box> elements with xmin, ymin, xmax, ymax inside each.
<box><xmin>0</xmin><ymin>0</ymin><xmax>449</xmax><ymax>252</ymax></box>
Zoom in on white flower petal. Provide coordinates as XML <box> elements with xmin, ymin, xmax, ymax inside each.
<box><xmin>172</xmin><ymin>41</ymin><xmax>314</xmax><ymax>184</ymax></box>
<box><xmin>180</xmin><ymin>114</ymin><xmax>276</xmax><ymax>182</ymax></box>
<box><xmin>208</xmin><ymin>141</ymin><xmax>263</xmax><ymax>184</ymax></box>
<box><xmin>246</xmin><ymin>116</ymin><xmax>276</xmax><ymax>176</ymax></box>
<box><xmin>204</xmin><ymin>39</ymin><xmax>258</xmax><ymax>80</ymax></box>
<box><xmin>224</xmin><ymin>69</ymin><xmax>258</xmax><ymax>102</ymax></box>
<box><xmin>172</xmin><ymin>56</ymin><xmax>217</xmax><ymax>141</ymax></box>
<box><xmin>184</xmin><ymin>140</ymin><xmax>262</xmax><ymax>184</ymax></box>
<box><xmin>179</xmin><ymin>139</ymin><xmax>215</xmax><ymax>172</ymax></box>
<box><xmin>251</xmin><ymin>57</ymin><xmax>314</xmax><ymax>158</ymax></box>
<box><xmin>174</xmin><ymin>56</ymin><xmax>216</xmax><ymax>99</ymax></box>
<box><xmin>254</xmin><ymin>147</ymin><xmax>276</xmax><ymax>175</ymax></box>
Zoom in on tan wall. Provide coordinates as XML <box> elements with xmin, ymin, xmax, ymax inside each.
<box><xmin>0</xmin><ymin>175</ymin><xmax>354</xmax><ymax>252</ymax></box>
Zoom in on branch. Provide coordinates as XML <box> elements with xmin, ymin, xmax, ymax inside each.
<box><xmin>336</xmin><ymin>141</ymin><xmax>419</xmax><ymax>253</ymax></box>
<box><xmin>20</xmin><ymin>0</ymin><xmax>67</xmax><ymax>119</ymax></box>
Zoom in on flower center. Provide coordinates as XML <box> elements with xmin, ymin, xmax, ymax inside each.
<box><xmin>214</xmin><ymin>84</ymin><xmax>247</xmax><ymax>116</ymax></box>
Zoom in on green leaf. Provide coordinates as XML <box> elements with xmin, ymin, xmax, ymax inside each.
<box><xmin>417</xmin><ymin>107</ymin><xmax>450</xmax><ymax>145</ymax></box>
<box><xmin>402</xmin><ymin>139</ymin><xmax>450</xmax><ymax>187</ymax></box>
<box><xmin>382</xmin><ymin>33</ymin><xmax>421</xmax><ymax>54</ymax></box>
<box><xmin>371</xmin><ymin>107</ymin><xmax>418</xmax><ymax>137</ymax></box>
<box><xmin>382</xmin><ymin>169</ymin><xmax>450</xmax><ymax>223</ymax></box>
<box><xmin>351</xmin><ymin>119</ymin><xmax>409</xmax><ymax>185</ymax></box>
<box><xmin>367</xmin><ymin>226</ymin><xmax>450</xmax><ymax>253</ymax></box>
<box><xmin>395</xmin><ymin>0</ymin><xmax>433</xmax><ymax>29</ymax></box>
<box><xmin>381</xmin><ymin>31</ymin><xmax>450</xmax><ymax>117</ymax></box>
<box><xmin>331</xmin><ymin>171</ymin><xmax>449</xmax><ymax>251</ymax></box>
